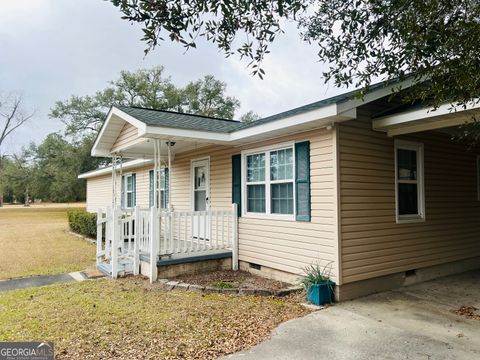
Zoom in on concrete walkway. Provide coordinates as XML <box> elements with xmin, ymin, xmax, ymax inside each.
<box><xmin>0</xmin><ymin>272</ymin><xmax>87</xmax><ymax>292</ymax></box>
<box><xmin>224</xmin><ymin>270</ymin><xmax>480</xmax><ymax>360</ymax></box>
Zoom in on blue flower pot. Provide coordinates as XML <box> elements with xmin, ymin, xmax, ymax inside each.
<box><xmin>306</xmin><ymin>281</ymin><xmax>335</xmax><ymax>305</ymax></box>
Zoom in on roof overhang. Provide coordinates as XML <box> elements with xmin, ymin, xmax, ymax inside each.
<box><xmin>373</xmin><ymin>100</ymin><xmax>480</xmax><ymax>136</ymax></box>
<box><xmin>78</xmin><ymin>159</ymin><xmax>153</xmax><ymax>179</ymax></box>
<box><xmin>91</xmin><ymin>107</ymin><xmax>148</xmax><ymax>157</ymax></box>
<box><xmin>90</xmin><ymin>77</ymin><xmax>419</xmax><ymax>158</ymax></box>
<box><xmin>91</xmin><ymin>103</ymin><xmax>357</xmax><ymax>158</ymax></box>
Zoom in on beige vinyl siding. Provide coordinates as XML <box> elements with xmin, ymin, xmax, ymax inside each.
<box><xmin>111</xmin><ymin>123</ymin><xmax>139</xmax><ymax>153</ymax></box>
<box><xmin>339</xmin><ymin>110</ymin><xmax>480</xmax><ymax>284</ymax></box>
<box><xmin>169</xmin><ymin>128</ymin><xmax>339</xmax><ymax>281</ymax></box>
<box><xmin>86</xmin><ymin>174</ymin><xmax>112</xmax><ymax>212</ymax></box>
<box><xmin>86</xmin><ymin>166</ymin><xmax>153</xmax><ymax>212</ymax></box>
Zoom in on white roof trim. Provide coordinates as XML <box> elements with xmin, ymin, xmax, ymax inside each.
<box><xmin>230</xmin><ymin>103</ymin><xmax>341</xmax><ymax>141</ymax></box>
<box><xmin>91</xmin><ymin>107</ymin><xmax>148</xmax><ymax>157</ymax></box>
<box><xmin>337</xmin><ymin>78</ymin><xmax>418</xmax><ymax>114</ymax></box>
<box><xmin>91</xmin><ymin>80</ymin><xmax>418</xmax><ymax>156</ymax></box>
<box><xmin>78</xmin><ymin>159</ymin><xmax>153</xmax><ymax>179</ymax></box>
<box><xmin>373</xmin><ymin>100</ymin><xmax>480</xmax><ymax>136</ymax></box>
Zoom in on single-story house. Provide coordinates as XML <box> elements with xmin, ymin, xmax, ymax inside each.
<box><xmin>79</xmin><ymin>79</ymin><xmax>480</xmax><ymax>300</ymax></box>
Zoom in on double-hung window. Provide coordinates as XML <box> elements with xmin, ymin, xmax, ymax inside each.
<box><xmin>244</xmin><ymin>144</ymin><xmax>295</xmax><ymax>218</ymax></box>
<box><xmin>395</xmin><ymin>140</ymin><xmax>425</xmax><ymax>223</ymax></box>
<box><xmin>149</xmin><ymin>168</ymin><xmax>169</xmax><ymax>208</ymax></box>
<box><xmin>121</xmin><ymin>173</ymin><xmax>136</xmax><ymax>208</ymax></box>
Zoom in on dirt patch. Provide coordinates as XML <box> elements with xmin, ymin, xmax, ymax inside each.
<box><xmin>173</xmin><ymin>270</ymin><xmax>293</xmax><ymax>290</ymax></box>
<box><xmin>452</xmin><ymin>306</ymin><xmax>480</xmax><ymax>320</ymax></box>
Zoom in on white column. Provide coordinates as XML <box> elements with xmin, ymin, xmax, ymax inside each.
<box><xmin>96</xmin><ymin>209</ymin><xmax>103</xmax><ymax>266</ymax></box>
<box><xmin>111</xmin><ymin>155</ymin><xmax>117</xmax><ymax>208</ymax></box>
<box><xmin>105</xmin><ymin>206</ymin><xmax>111</xmax><ymax>260</ymax></box>
<box><xmin>167</xmin><ymin>141</ymin><xmax>172</xmax><ymax>211</ymax></box>
<box><xmin>149</xmin><ymin>207</ymin><xmax>159</xmax><ymax>282</ymax></box>
<box><xmin>133</xmin><ymin>206</ymin><xmax>140</xmax><ymax>275</ymax></box>
<box><xmin>153</xmin><ymin>139</ymin><xmax>162</xmax><ymax>209</ymax></box>
<box><xmin>111</xmin><ymin>208</ymin><xmax>119</xmax><ymax>278</ymax></box>
<box><xmin>232</xmin><ymin>203</ymin><xmax>239</xmax><ymax>271</ymax></box>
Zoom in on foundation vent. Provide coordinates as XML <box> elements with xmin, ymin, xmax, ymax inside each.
<box><xmin>249</xmin><ymin>263</ymin><xmax>261</xmax><ymax>270</ymax></box>
<box><xmin>405</xmin><ymin>269</ymin><xmax>417</xmax><ymax>277</ymax></box>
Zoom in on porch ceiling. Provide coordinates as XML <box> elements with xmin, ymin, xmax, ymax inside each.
<box><xmin>373</xmin><ymin>101</ymin><xmax>480</xmax><ymax>136</ymax></box>
<box><xmin>115</xmin><ymin>138</ymin><xmax>213</xmax><ymax>160</ymax></box>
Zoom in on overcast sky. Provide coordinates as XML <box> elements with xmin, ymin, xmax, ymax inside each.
<box><xmin>0</xmin><ymin>0</ymin><xmax>348</xmax><ymax>154</ymax></box>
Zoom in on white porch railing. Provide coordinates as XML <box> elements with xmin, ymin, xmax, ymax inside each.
<box><xmin>96</xmin><ymin>204</ymin><xmax>239</xmax><ymax>282</ymax></box>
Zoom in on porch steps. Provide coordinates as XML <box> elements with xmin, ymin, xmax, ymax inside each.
<box><xmin>97</xmin><ymin>259</ymin><xmax>134</xmax><ymax>277</ymax></box>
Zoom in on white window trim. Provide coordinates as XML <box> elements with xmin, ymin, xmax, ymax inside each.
<box><xmin>123</xmin><ymin>172</ymin><xmax>136</xmax><ymax>209</ymax></box>
<box><xmin>241</xmin><ymin>142</ymin><xmax>296</xmax><ymax>220</ymax></box>
<box><xmin>149</xmin><ymin>168</ymin><xmax>168</xmax><ymax>209</ymax></box>
<box><xmin>394</xmin><ymin>140</ymin><xmax>425</xmax><ymax>224</ymax></box>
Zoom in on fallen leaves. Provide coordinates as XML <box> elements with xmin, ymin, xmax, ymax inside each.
<box><xmin>451</xmin><ymin>306</ymin><xmax>480</xmax><ymax>321</ymax></box>
<box><xmin>0</xmin><ymin>277</ymin><xmax>310</xmax><ymax>359</ymax></box>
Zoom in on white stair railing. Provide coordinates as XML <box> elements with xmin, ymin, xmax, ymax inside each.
<box><xmin>98</xmin><ymin>204</ymin><xmax>239</xmax><ymax>280</ymax></box>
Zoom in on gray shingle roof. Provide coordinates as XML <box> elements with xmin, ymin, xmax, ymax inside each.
<box><xmin>116</xmin><ymin>106</ymin><xmax>244</xmax><ymax>133</ymax></box>
<box><xmin>116</xmin><ymin>79</ymin><xmax>404</xmax><ymax>133</ymax></box>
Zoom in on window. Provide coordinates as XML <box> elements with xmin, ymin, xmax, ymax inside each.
<box><xmin>149</xmin><ymin>169</ymin><xmax>169</xmax><ymax>208</ymax></box>
<box><xmin>395</xmin><ymin>141</ymin><xmax>424</xmax><ymax>223</ymax></box>
<box><xmin>122</xmin><ymin>173</ymin><xmax>136</xmax><ymax>208</ymax></box>
<box><xmin>243</xmin><ymin>144</ymin><xmax>295</xmax><ymax>218</ymax></box>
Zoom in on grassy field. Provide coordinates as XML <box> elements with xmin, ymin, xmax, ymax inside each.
<box><xmin>0</xmin><ymin>278</ymin><xmax>309</xmax><ymax>359</ymax></box>
<box><xmin>0</xmin><ymin>206</ymin><xmax>95</xmax><ymax>280</ymax></box>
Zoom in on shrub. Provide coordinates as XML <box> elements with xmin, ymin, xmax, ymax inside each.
<box><xmin>67</xmin><ymin>209</ymin><xmax>97</xmax><ymax>238</ymax></box>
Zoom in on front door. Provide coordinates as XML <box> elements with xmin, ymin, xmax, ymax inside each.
<box><xmin>192</xmin><ymin>158</ymin><xmax>210</xmax><ymax>239</ymax></box>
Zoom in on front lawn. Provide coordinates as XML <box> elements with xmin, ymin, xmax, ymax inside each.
<box><xmin>0</xmin><ymin>278</ymin><xmax>309</xmax><ymax>359</ymax></box>
<box><xmin>0</xmin><ymin>206</ymin><xmax>95</xmax><ymax>279</ymax></box>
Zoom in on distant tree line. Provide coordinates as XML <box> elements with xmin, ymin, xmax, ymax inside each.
<box><xmin>0</xmin><ymin>66</ymin><xmax>258</xmax><ymax>204</ymax></box>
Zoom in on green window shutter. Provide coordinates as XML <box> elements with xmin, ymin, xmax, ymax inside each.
<box><xmin>149</xmin><ymin>170</ymin><xmax>154</xmax><ymax>207</ymax></box>
<box><xmin>132</xmin><ymin>173</ymin><xmax>136</xmax><ymax>207</ymax></box>
<box><xmin>232</xmin><ymin>154</ymin><xmax>242</xmax><ymax>217</ymax></box>
<box><xmin>120</xmin><ymin>175</ymin><xmax>125</xmax><ymax>208</ymax></box>
<box><xmin>164</xmin><ymin>168</ymin><xmax>169</xmax><ymax>208</ymax></box>
<box><xmin>295</xmin><ymin>141</ymin><xmax>311</xmax><ymax>221</ymax></box>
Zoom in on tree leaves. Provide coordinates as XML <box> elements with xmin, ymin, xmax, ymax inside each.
<box><xmin>50</xmin><ymin>66</ymin><xmax>244</xmax><ymax>137</ymax></box>
<box><xmin>108</xmin><ymin>0</ymin><xmax>480</xmax><ymax>108</ymax></box>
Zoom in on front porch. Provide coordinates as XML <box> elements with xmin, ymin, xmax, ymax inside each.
<box><xmin>96</xmin><ymin>205</ymin><xmax>239</xmax><ymax>281</ymax></box>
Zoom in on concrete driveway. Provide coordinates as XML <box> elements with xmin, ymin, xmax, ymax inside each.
<box><xmin>225</xmin><ymin>270</ymin><xmax>480</xmax><ymax>360</ymax></box>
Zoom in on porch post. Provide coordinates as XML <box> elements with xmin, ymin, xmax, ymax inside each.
<box><xmin>133</xmin><ymin>206</ymin><xmax>140</xmax><ymax>275</ymax></box>
<box><xmin>232</xmin><ymin>203</ymin><xmax>239</xmax><ymax>271</ymax></box>
<box><xmin>96</xmin><ymin>208</ymin><xmax>103</xmax><ymax>267</ymax></box>
<box><xmin>105</xmin><ymin>206</ymin><xmax>111</xmax><ymax>259</ymax></box>
<box><xmin>167</xmin><ymin>140</ymin><xmax>172</xmax><ymax>211</ymax></box>
<box><xmin>153</xmin><ymin>139</ymin><xmax>161</xmax><ymax>208</ymax></box>
<box><xmin>118</xmin><ymin>155</ymin><xmax>123</xmax><ymax>209</ymax></box>
<box><xmin>149</xmin><ymin>207</ymin><xmax>159</xmax><ymax>282</ymax></box>
<box><xmin>111</xmin><ymin>207</ymin><xmax>119</xmax><ymax>278</ymax></box>
<box><xmin>111</xmin><ymin>155</ymin><xmax>117</xmax><ymax>208</ymax></box>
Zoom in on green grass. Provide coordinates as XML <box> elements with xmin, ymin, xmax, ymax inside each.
<box><xmin>0</xmin><ymin>278</ymin><xmax>309</xmax><ymax>359</ymax></box>
<box><xmin>211</xmin><ymin>281</ymin><xmax>236</xmax><ymax>289</ymax></box>
<box><xmin>0</xmin><ymin>207</ymin><xmax>95</xmax><ymax>279</ymax></box>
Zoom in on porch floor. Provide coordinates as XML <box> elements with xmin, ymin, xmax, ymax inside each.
<box><xmin>140</xmin><ymin>248</ymin><xmax>232</xmax><ymax>267</ymax></box>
